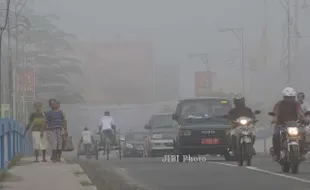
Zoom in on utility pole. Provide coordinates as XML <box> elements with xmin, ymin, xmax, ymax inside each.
<box><xmin>219</xmin><ymin>28</ymin><xmax>245</xmax><ymax>95</ymax></box>
<box><xmin>7</xmin><ymin>4</ymin><xmax>13</xmax><ymax>119</ymax></box>
<box><xmin>13</xmin><ymin>0</ymin><xmax>28</xmax><ymax>121</ymax></box>
<box><xmin>0</xmin><ymin>0</ymin><xmax>11</xmax><ymax>116</ymax></box>
<box><xmin>287</xmin><ymin>0</ymin><xmax>291</xmax><ymax>85</ymax></box>
<box><xmin>280</xmin><ymin>0</ymin><xmax>292</xmax><ymax>85</ymax></box>
<box><xmin>294</xmin><ymin>0</ymin><xmax>299</xmax><ymax>57</ymax></box>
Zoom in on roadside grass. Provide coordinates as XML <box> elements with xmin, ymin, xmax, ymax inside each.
<box><xmin>73</xmin><ymin>170</ymin><xmax>86</xmax><ymax>176</ymax></box>
<box><xmin>67</xmin><ymin>157</ymin><xmax>148</xmax><ymax>190</ymax></box>
<box><xmin>0</xmin><ymin>155</ymin><xmax>22</xmax><ymax>182</ymax></box>
<box><xmin>80</xmin><ymin>180</ymin><xmax>93</xmax><ymax>186</ymax></box>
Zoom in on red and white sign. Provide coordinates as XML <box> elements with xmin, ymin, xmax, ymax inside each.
<box><xmin>18</xmin><ymin>68</ymin><xmax>36</xmax><ymax>97</ymax></box>
<box><xmin>195</xmin><ymin>71</ymin><xmax>212</xmax><ymax>97</ymax></box>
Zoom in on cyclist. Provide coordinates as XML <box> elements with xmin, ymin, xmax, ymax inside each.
<box><xmin>99</xmin><ymin>111</ymin><xmax>116</xmax><ymax>148</ymax></box>
<box><xmin>80</xmin><ymin>126</ymin><xmax>94</xmax><ymax>157</ymax></box>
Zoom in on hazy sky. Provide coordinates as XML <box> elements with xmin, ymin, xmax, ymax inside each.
<box><xmin>30</xmin><ymin>0</ymin><xmax>310</xmax><ymax>97</ymax></box>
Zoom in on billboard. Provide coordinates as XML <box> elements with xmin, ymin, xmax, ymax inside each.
<box><xmin>87</xmin><ymin>40</ymin><xmax>154</xmax><ymax>104</ymax></box>
<box><xmin>18</xmin><ymin>68</ymin><xmax>36</xmax><ymax>101</ymax></box>
<box><xmin>195</xmin><ymin>71</ymin><xmax>212</xmax><ymax>97</ymax></box>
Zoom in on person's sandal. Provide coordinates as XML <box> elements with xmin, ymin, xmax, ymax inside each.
<box><xmin>34</xmin><ymin>160</ymin><xmax>39</xmax><ymax>162</ymax></box>
<box><xmin>42</xmin><ymin>159</ymin><xmax>47</xmax><ymax>162</ymax></box>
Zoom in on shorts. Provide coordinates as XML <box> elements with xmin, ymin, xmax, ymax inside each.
<box><xmin>32</xmin><ymin>131</ymin><xmax>48</xmax><ymax>150</ymax></box>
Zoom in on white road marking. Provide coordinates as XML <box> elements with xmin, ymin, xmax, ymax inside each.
<box><xmin>246</xmin><ymin>166</ymin><xmax>310</xmax><ymax>184</ymax></box>
<box><xmin>211</xmin><ymin>162</ymin><xmax>310</xmax><ymax>184</ymax></box>
<box><xmin>211</xmin><ymin>162</ymin><xmax>238</xmax><ymax>167</ymax></box>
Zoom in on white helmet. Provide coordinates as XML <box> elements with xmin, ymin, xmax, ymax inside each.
<box><xmin>281</xmin><ymin>87</ymin><xmax>297</xmax><ymax>97</ymax></box>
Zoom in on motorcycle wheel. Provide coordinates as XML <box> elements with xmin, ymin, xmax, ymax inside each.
<box><xmin>282</xmin><ymin>162</ymin><xmax>290</xmax><ymax>173</ymax></box>
<box><xmin>238</xmin><ymin>143</ymin><xmax>244</xmax><ymax>166</ymax></box>
<box><xmin>245</xmin><ymin>143</ymin><xmax>253</xmax><ymax>166</ymax></box>
<box><xmin>290</xmin><ymin>145</ymin><xmax>300</xmax><ymax>174</ymax></box>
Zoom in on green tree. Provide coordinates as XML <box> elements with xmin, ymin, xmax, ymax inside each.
<box><xmin>19</xmin><ymin>10</ymin><xmax>84</xmax><ymax>103</ymax></box>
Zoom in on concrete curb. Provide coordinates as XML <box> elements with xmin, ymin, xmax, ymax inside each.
<box><xmin>64</xmin><ymin>159</ymin><xmax>97</xmax><ymax>190</ymax></box>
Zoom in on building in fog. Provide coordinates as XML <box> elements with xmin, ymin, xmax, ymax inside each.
<box><xmin>79</xmin><ymin>38</ymin><xmax>154</xmax><ymax>104</ymax></box>
<box><xmin>154</xmin><ymin>64</ymin><xmax>180</xmax><ymax>101</ymax></box>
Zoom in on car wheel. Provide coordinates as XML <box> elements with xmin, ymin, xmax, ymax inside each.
<box><xmin>224</xmin><ymin>153</ymin><xmax>235</xmax><ymax>161</ymax></box>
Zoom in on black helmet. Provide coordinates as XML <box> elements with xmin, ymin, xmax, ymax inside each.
<box><xmin>104</xmin><ymin>111</ymin><xmax>110</xmax><ymax>116</ymax></box>
<box><xmin>233</xmin><ymin>94</ymin><xmax>245</xmax><ymax>107</ymax></box>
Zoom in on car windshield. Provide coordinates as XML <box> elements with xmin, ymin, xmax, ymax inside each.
<box><xmin>179</xmin><ymin>99</ymin><xmax>231</xmax><ymax>124</ymax></box>
<box><xmin>125</xmin><ymin>133</ymin><xmax>146</xmax><ymax>141</ymax></box>
<box><xmin>150</xmin><ymin>115</ymin><xmax>173</xmax><ymax>128</ymax></box>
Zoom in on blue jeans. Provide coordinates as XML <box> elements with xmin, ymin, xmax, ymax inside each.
<box><xmin>273</xmin><ymin>126</ymin><xmax>284</xmax><ymax>157</ymax></box>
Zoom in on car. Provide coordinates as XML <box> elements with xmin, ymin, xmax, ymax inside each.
<box><xmin>144</xmin><ymin>113</ymin><xmax>175</xmax><ymax>157</ymax></box>
<box><xmin>122</xmin><ymin>131</ymin><xmax>147</xmax><ymax>157</ymax></box>
<box><xmin>172</xmin><ymin>97</ymin><xmax>233</xmax><ymax>162</ymax></box>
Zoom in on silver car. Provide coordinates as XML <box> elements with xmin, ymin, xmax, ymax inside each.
<box><xmin>144</xmin><ymin>113</ymin><xmax>175</xmax><ymax>157</ymax></box>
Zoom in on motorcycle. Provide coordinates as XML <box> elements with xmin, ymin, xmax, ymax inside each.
<box><xmin>232</xmin><ymin>110</ymin><xmax>260</xmax><ymax>166</ymax></box>
<box><xmin>268</xmin><ymin>111</ymin><xmax>310</xmax><ymax>174</ymax></box>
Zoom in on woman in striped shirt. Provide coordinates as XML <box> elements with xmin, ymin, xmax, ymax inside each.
<box><xmin>46</xmin><ymin>99</ymin><xmax>68</xmax><ymax>162</ymax></box>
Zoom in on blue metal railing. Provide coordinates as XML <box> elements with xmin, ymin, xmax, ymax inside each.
<box><xmin>0</xmin><ymin>118</ymin><xmax>32</xmax><ymax>169</ymax></box>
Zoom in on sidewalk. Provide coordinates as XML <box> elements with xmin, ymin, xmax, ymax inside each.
<box><xmin>0</xmin><ymin>157</ymin><xmax>96</xmax><ymax>190</ymax></box>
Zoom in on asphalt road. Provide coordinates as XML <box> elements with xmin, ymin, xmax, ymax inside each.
<box><xmin>74</xmin><ymin>153</ymin><xmax>310</xmax><ymax>190</ymax></box>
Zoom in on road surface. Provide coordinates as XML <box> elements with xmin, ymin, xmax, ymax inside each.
<box><xmin>74</xmin><ymin>154</ymin><xmax>310</xmax><ymax>190</ymax></box>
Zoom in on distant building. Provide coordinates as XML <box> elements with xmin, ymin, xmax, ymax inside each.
<box><xmin>77</xmin><ymin>38</ymin><xmax>154</xmax><ymax>104</ymax></box>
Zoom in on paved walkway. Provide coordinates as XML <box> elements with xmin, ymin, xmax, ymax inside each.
<box><xmin>0</xmin><ymin>157</ymin><xmax>96</xmax><ymax>190</ymax></box>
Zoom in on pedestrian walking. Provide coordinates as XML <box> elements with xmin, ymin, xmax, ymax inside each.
<box><xmin>24</xmin><ymin>102</ymin><xmax>48</xmax><ymax>162</ymax></box>
<box><xmin>45</xmin><ymin>99</ymin><xmax>68</xmax><ymax>162</ymax></box>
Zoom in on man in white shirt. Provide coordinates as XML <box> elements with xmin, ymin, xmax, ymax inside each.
<box><xmin>297</xmin><ymin>92</ymin><xmax>310</xmax><ymax>113</ymax></box>
<box><xmin>99</xmin><ymin>111</ymin><xmax>116</xmax><ymax>146</ymax></box>
<box><xmin>80</xmin><ymin>127</ymin><xmax>94</xmax><ymax>156</ymax></box>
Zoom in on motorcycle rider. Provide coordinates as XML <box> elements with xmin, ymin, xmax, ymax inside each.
<box><xmin>228</xmin><ymin>94</ymin><xmax>256</xmax><ymax>156</ymax></box>
<box><xmin>272</xmin><ymin>87</ymin><xmax>306</xmax><ymax>161</ymax></box>
<box><xmin>297</xmin><ymin>92</ymin><xmax>310</xmax><ymax>113</ymax></box>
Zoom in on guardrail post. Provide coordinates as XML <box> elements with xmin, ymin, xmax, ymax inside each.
<box><xmin>1</xmin><ymin>124</ymin><xmax>4</xmax><ymax>169</ymax></box>
<box><xmin>17</xmin><ymin>124</ymin><xmax>20</xmax><ymax>153</ymax></box>
<box><xmin>7</xmin><ymin>121</ymin><xmax>12</xmax><ymax>161</ymax></box>
<box><xmin>20</xmin><ymin>127</ymin><xmax>24</xmax><ymax>154</ymax></box>
<box><xmin>12</xmin><ymin>122</ymin><xmax>16</xmax><ymax>157</ymax></box>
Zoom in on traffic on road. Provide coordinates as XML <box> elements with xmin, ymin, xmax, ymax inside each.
<box><xmin>73</xmin><ymin>90</ymin><xmax>310</xmax><ymax>190</ymax></box>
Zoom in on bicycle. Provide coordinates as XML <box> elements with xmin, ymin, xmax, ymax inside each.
<box><xmin>101</xmin><ymin>132</ymin><xmax>110</xmax><ymax>160</ymax></box>
<box><xmin>117</xmin><ymin>129</ymin><xmax>122</xmax><ymax>160</ymax></box>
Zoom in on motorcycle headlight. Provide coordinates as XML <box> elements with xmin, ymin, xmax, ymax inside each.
<box><xmin>240</xmin><ymin>119</ymin><xmax>248</xmax><ymax>125</ymax></box>
<box><xmin>126</xmin><ymin>143</ymin><xmax>134</xmax><ymax>148</ymax></box>
<box><xmin>287</xmin><ymin>127</ymin><xmax>299</xmax><ymax>135</ymax></box>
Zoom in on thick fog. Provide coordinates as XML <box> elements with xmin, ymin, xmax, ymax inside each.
<box><xmin>30</xmin><ymin>0</ymin><xmax>310</xmax><ymax>97</ymax></box>
<box><xmin>2</xmin><ymin>0</ymin><xmax>310</xmax><ymax>135</ymax></box>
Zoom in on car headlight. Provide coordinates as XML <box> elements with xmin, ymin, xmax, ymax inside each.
<box><xmin>153</xmin><ymin>134</ymin><xmax>163</xmax><ymax>139</ymax></box>
<box><xmin>287</xmin><ymin>127</ymin><xmax>299</xmax><ymax>135</ymax></box>
<box><xmin>126</xmin><ymin>143</ymin><xmax>134</xmax><ymax>148</ymax></box>
<box><xmin>240</xmin><ymin>119</ymin><xmax>248</xmax><ymax>125</ymax></box>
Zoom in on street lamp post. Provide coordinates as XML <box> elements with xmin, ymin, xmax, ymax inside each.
<box><xmin>0</xmin><ymin>0</ymin><xmax>11</xmax><ymax>112</ymax></box>
<box><xmin>219</xmin><ymin>28</ymin><xmax>245</xmax><ymax>95</ymax></box>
